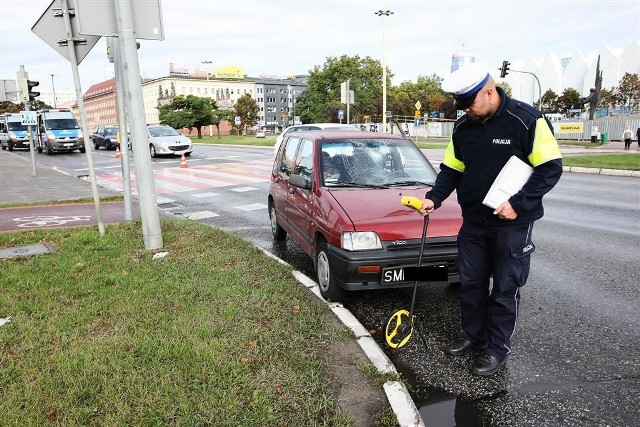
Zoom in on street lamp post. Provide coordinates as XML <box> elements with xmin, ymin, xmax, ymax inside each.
<box><xmin>375</xmin><ymin>9</ymin><xmax>393</xmax><ymax>133</ymax></box>
<box><xmin>202</xmin><ymin>60</ymin><xmax>212</xmax><ymax>135</ymax></box>
<box><xmin>50</xmin><ymin>74</ymin><xmax>57</xmax><ymax>108</ymax></box>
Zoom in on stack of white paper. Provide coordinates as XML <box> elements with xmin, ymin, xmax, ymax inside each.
<box><xmin>482</xmin><ymin>156</ymin><xmax>533</xmax><ymax>209</ymax></box>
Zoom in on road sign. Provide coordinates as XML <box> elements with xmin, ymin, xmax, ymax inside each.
<box><xmin>21</xmin><ymin>111</ymin><xmax>37</xmax><ymax>126</ymax></box>
<box><xmin>75</xmin><ymin>0</ymin><xmax>164</xmax><ymax>40</ymax></box>
<box><xmin>415</xmin><ymin>101</ymin><xmax>421</xmax><ymax>110</ymax></box>
<box><xmin>338</xmin><ymin>110</ymin><xmax>344</xmax><ymax>120</ymax></box>
<box><xmin>234</xmin><ymin>116</ymin><xmax>241</xmax><ymax>125</ymax></box>
<box><xmin>385</xmin><ymin>111</ymin><xmax>392</xmax><ymax>118</ymax></box>
<box><xmin>31</xmin><ymin>0</ymin><xmax>101</xmax><ymax>65</ymax></box>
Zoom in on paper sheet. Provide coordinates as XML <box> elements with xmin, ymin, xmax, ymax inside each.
<box><xmin>482</xmin><ymin>156</ymin><xmax>533</xmax><ymax>209</ymax></box>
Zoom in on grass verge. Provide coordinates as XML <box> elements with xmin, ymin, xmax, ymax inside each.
<box><xmin>562</xmin><ymin>153</ymin><xmax>640</xmax><ymax>170</ymax></box>
<box><xmin>0</xmin><ymin>218</ymin><xmax>357</xmax><ymax>426</ymax></box>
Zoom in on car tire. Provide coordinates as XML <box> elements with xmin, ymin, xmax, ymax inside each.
<box><xmin>79</xmin><ymin>146</ymin><xmax>86</xmax><ymax>153</ymax></box>
<box><xmin>8</xmin><ymin>142</ymin><xmax>13</xmax><ymax>151</ymax></box>
<box><xmin>94</xmin><ymin>142</ymin><xmax>100</xmax><ymax>150</ymax></box>
<box><xmin>269</xmin><ymin>202</ymin><xmax>287</xmax><ymax>240</ymax></box>
<box><xmin>150</xmin><ymin>144</ymin><xmax>157</xmax><ymax>158</ymax></box>
<box><xmin>316</xmin><ymin>241</ymin><xmax>345</xmax><ymax>302</ymax></box>
<box><xmin>45</xmin><ymin>142</ymin><xmax>53</xmax><ymax>155</ymax></box>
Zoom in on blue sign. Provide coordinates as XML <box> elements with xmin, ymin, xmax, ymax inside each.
<box><xmin>338</xmin><ymin>110</ymin><xmax>344</xmax><ymax>120</ymax></box>
<box><xmin>415</xmin><ymin>119</ymin><xmax>421</xmax><ymax>127</ymax></box>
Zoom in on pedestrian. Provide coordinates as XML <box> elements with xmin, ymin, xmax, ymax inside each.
<box><xmin>636</xmin><ymin>126</ymin><xmax>640</xmax><ymax>148</ymax></box>
<box><xmin>623</xmin><ymin>126</ymin><xmax>633</xmax><ymax>149</ymax></box>
<box><xmin>418</xmin><ymin>62</ymin><xmax>563</xmax><ymax>376</ymax></box>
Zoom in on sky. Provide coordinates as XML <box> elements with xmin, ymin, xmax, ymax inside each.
<box><xmin>1</xmin><ymin>0</ymin><xmax>639</xmax><ymax>97</ymax></box>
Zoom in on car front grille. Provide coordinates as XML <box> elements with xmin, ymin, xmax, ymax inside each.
<box><xmin>169</xmin><ymin>145</ymin><xmax>189</xmax><ymax>151</ymax></box>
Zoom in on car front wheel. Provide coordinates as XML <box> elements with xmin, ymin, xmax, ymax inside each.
<box><xmin>269</xmin><ymin>202</ymin><xmax>286</xmax><ymax>240</ymax></box>
<box><xmin>150</xmin><ymin>144</ymin><xmax>157</xmax><ymax>158</ymax></box>
<box><xmin>316</xmin><ymin>241</ymin><xmax>345</xmax><ymax>302</ymax></box>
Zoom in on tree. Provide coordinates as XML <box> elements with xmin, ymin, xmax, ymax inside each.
<box><xmin>556</xmin><ymin>88</ymin><xmax>582</xmax><ymax>115</ymax></box>
<box><xmin>294</xmin><ymin>54</ymin><xmax>385</xmax><ymax>123</ymax></box>
<box><xmin>496</xmin><ymin>82</ymin><xmax>513</xmax><ymax>98</ymax></box>
<box><xmin>388</xmin><ymin>74</ymin><xmax>445</xmax><ymax>118</ymax></box>
<box><xmin>540</xmin><ymin>89</ymin><xmax>558</xmax><ymax>113</ymax></box>
<box><xmin>599</xmin><ymin>88</ymin><xmax>618</xmax><ymax>109</ymax></box>
<box><xmin>211</xmin><ymin>108</ymin><xmax>233</xmax><ymax>139</ymax></box>
<box><xmin>158</xmin><ymin>95</ymin><xmax>217</xmax><ymax>139</ymax></box>
<box><xmin>0</xmin><ymin>101</ymin><xmax>20</xmax><ymax>114</ymax></box>
<box><xmin>233</xmin><ymin>93</ymin><xmax>259</xmax><ymax>135</ymax></box>
<box><xmin>615</xmin><ymin>72</ymin><xmax>640</xmax><ymax>111</ymax></box>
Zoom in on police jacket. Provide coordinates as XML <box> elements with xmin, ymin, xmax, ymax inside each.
<box><xmin>426</xmin><ymin>88</ymin><xmax>563</xmax><ymax>226</ymax></box>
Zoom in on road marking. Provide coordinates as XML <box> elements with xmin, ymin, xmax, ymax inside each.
<box><xmin>235</xmin><ymin>203</ymin><xmax>267</xmax><ymax>211</ymax></box>
<box><xmin>12</xmin><ymin>215</ymin><xmax>91</xmax><ymax>228</ymax></box>
<box><xmin>191</xmin><ymin>192</ymin><xmax>220</xmax><ymax>198</ymax></box>
<box><xmin>185</xmin><ymin>211</ymin><xmax>220</xmax><ymax>219</ymax></box>
<box><xmin>231</xmin><ymin>186</ymin><xmax>258</xmax><ymax>193</ymax></box>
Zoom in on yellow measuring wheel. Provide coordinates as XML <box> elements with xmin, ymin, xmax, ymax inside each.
<box><xmin>384</xmin><ymin>196</ymin><xmax>428</xmax><ymax>349</ymax></box>
<box><xmin>385</xmin><ymin>309</ymin><xmax>414</xmax><ymax>349</ymax></box>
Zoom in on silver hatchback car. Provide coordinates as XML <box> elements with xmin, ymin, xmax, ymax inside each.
<box><xmin>147</xmin><ymin>125</ymin><xmax>193</xmax><ymax>158</ymax></box>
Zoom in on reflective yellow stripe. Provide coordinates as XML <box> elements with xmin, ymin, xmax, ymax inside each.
<box><xmin>529</xmin><ymin>117</ymin><xmax>562</xmax><ymax>166</ymax></box>
<box><xmin>443</xmin><ymin>139</ymin><xmax>465</xmax><ymax>172</ymax></box>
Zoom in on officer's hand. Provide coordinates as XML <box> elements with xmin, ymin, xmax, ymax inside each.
<box><xmin>494</xmin><ymin>201</ymin><xmax>518</xmax><ymax>220</ymax></box>
<box><xmin>418</xmin><ymin>198</ymin><xmax>435</xmax><ymax>217</ymax></box>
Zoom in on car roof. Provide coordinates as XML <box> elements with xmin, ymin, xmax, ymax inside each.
<box><xmin>283</xmin><ymin>123</ymin><xmax>360</xmax><ymax>131</ymax></box>
<box><xmin>290</xmin><ymin>130</ymin><xmax>408</xmax><ymax>140</ymax></box>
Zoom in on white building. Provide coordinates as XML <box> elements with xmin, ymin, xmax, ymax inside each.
<box><xmin>498</xmin><ymin>40</ymin><xmax>640</xmax><ymax>108</ymax></box>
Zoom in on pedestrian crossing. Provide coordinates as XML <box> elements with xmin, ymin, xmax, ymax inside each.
<box><xmin>95</xmin><ymin>158</ymin><xmax>273</xmax><ymax>196</ymax></box>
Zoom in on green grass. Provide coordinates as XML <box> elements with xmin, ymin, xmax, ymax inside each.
<box><xmin>0</xmin><ymin>219</ymin><xmax>357</xmax><ymax>426</ymax></box>
<box><xmin>562</xmin><ymin>153</ymin><xmax>640</xmax><ymax>170</ymax></box>
<box><xmin>192</xmin><ymin>134</ymin><xmax>276</xmax><ymax>147</ymax></box>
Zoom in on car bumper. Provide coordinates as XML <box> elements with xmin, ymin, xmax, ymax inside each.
<box><xmin>7</xmin><ymin>139</ymin><xmax>30</xmax><ymax>149</ymax></box>
<box><xmin>327</xmin><ymin>239</ymin><xmax>459</xmax><ymax>291</ymax></box>
<box><xmin>50</xmin><ymin>140</ymin><xmax>83</xmax><ymax>151</ymax></box>
<box><xmin>156</xmin><ymin>145</ymin><xmax>193</xmax><ymax>155</ymax></box>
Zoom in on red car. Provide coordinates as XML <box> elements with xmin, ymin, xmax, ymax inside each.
<box><xmin>268</xmin><ymin>130</ymin><xmax>462</xmax><ymax>302</ymax></box>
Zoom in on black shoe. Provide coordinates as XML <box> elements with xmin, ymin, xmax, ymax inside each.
<box><xmin>471</xmin><ymin>355</ymin><xmax>506</xmax><ymax>376</ymax></box>
<box><xmin>444</xmin><ymin>339</ymin><xmax>485</xmax><ymax>356</ymax></box>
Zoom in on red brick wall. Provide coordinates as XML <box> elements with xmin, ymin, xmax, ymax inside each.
<box><xmin>179</xmin><ymin>120</ymin><xmax>233</xmax><ymax>137</ymax></box>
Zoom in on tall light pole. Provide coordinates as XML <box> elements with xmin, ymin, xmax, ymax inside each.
<box><xmin>202</xmin><ymin>60</ymin><xmax>212</xmax><ymax>135</ymax></box>
<box><xmin>50</xmin><ymin>74</ymin><xmax>57</xmax><ymax>108</ymax></box>
<box><xmin>375</xmin><ymin>9</ymin><xmax>393</xmax><ymax>133</ymax></box>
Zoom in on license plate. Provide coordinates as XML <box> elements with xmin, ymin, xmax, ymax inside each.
<box><xmin>64</xmin><ymin>143</ymin><xmax>74</xmax><ymax>147</ymax></box>
<box><xmin>382</xmin><ymin>265</ymin><xmax>448</xmax><ymax>284</ymax></box>
<box><xmin>382</xmin><ymin>266</ymin><xmax>410</xmax><ymax>284</ymax></box>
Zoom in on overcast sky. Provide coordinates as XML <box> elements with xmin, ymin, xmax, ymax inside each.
<box><xmin>1</xmin><ymin>0</ymin><xmax>638</xmax><ymax>95</ymax></box>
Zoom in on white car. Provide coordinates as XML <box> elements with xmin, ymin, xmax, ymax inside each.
<box><xmin>147</xmin><ymin>125</ymin><xmax>193</xmax><ymax>158</ymax></box>
<box><xmin>274</xmin><ymin>123</ymin><xmax>361</xmax><ymax>154</ymax></box>
<box><xmin>256</xmin><ymin>129</ymin><xmax>266</xmax><ymax>138</ymax></box>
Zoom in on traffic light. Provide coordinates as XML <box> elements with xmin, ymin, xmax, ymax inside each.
<box><xmin>27</xmin><ymin>80</ymin><xmax>40</xmax><ymax>101</ymax></box>
<box><xmin>500</xmin><ymin>60</ymin><xmax>511</xmax><ymax>78</ymax></box>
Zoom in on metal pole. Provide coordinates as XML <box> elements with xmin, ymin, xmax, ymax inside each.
<box><xmin>110</xmin><ymin>34</ymin><xmax>133</xmax><ymax>221</ymax></box>
<box><xmin>50</xmin><ymin>74</ymin><xmax>56</xmax><ymax>108</ymax></box>
<box><xmin>346</xmin><ymin>78</ymin><xmax>350</xmax><ymax>125</ymax></box>
<box><xmin>60</xmin><ymin>0</ymin><xmax>105</xmax><ymax>236</ymax></box>
<box><xmin>376</xmin><ymin>10</ymin><xmax>393</xmax><ymax>133</ymax></box>
<box><xmin>116</xmin><ymin>0</ymin><xmax>163</xmax><ymax>249</ymax></box>
<box><xmin>20</xmin><ymin>65</ymin><xmax>38</xmax><ymax>176</ymax></box>
<box><xmin>202</xmin><ymin>60</ymin><xmax>212</xmax><ymax>136</ymax></box>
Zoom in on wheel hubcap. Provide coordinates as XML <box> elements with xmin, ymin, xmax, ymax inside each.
<box><xmin>317</xmin><ymin>251</ymin><xmax>330</xmax><ymax>292</ymax></box>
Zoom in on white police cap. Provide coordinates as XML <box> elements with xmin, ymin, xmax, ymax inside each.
<box><xmin>442</xmin><ymin>62</ymin><xmax>490</xmax><ymax>110</ymax></box>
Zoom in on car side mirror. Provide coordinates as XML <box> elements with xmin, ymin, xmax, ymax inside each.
<box><xmin>290</xmin><ymin>173</ymin><xmax>311</xmax><ymax>190</ymax></box>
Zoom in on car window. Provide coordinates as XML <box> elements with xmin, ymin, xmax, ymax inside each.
<box><xmin>149</xmin><ymin>126</ymin><xmax>179</xmax><ymax>137</ymax></box>
<box><xmin>279</xmin><ymin>136</ymin><xmax>300</xmax><ymax>175</ymax></box>
<box><xmin>104</xmin><ymin>127</ymin><xmax>118</xmax><ymax>136</ymax></box>
<box><xmin>293</xmin><ymin>138</ymin><xmax>314</xmax><ymax>184</ymax></box>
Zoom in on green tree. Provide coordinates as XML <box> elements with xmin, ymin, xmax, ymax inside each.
<box><xmin>158</xmin><ymin>95</ymin><xmax>217</xmax><ymax>139</ymax></box>
<box><xmin>388</xmin><ymin>74</ymin><xmax>445</xmax><ymax>118</ymax></box>
<box><xmin>556</xmin><ymin>88</ymin><xmax>582</xmax><ymax>115</ymax></box>
<box><xmin>540</xmin><ymin>89</ymin><xmax>558</xmax><ymax>113</ymax></box>
<box><xmin>599</xmin><ymin>88</ymin><xmax>617</xmax><ymax>109</ymax></box>
<box><xmin>0</xmin><ymin>101</ymin><xmax>20</xmax><ymax>114</ymax></box>
<box><xmin>294</xmin><ymin>55</ymin><xmax>385</xmax><ymax>123</ymax></box>
<box><xmin>615</xmin><ymin>72</ymin><xmax>640</xmax><ymax>111</ymax></box>
<box><xmin>211</xmin><ymin>108</ymin><xmax>233</xmax><ymax>139</ymax></box>
<box><xmin>496</xmin><ymin>82</ymin><xmax>513</xmax><ymax>98</ymax></box>
<box><xmin>233</xmin><ymin>93</ymin><xmax>259</xmax><ymax>135</ymax></box>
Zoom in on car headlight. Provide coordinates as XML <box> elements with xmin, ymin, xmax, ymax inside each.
<box><xmin>341</xmin><ymin>231</ymin><xmax>382</xmax><ymax>251</ymax></box>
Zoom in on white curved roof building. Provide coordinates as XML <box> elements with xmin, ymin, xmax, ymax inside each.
<box><xmin>498</xmin><ymin>40</ymin><xmax>640</xmax><ymax>107</ymax></box>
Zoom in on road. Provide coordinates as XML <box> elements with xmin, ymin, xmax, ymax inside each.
<box><xmin>10</xmin><ymin>144</ymin><xmax>640</xmax><ymax>426</ymax></box>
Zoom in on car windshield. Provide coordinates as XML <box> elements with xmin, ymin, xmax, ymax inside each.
<box><xmin>104</xmin><ymin>127</ymin><xmax>118</xmax><ymax>136</ymax></box>
<box><xmin>45</xmin><ymin>119</ymin><xmax>79</xmax><ymax>130</ymax></box>
<box><xmin>149</xmin><ymin>126</ymin><xmax>180</xmax><ymax>137</ymax></box>
<box><xmin>7</xmin><ymin>122</ymin><xmax>29</xmax><ymax>131</ymax></box>
<box><xmin>320</xmin><ymin>138</ymin><xmax>436</xmax><ymax>188</ymax></box>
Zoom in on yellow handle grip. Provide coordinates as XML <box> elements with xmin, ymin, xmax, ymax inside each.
<box><xmin>401</xmin><ymin>196</ymin><xmax>423</xmax><ymax>210</ymax></box>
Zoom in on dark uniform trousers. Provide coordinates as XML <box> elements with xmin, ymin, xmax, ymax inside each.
<box><xmin>456</xmin><ymin>220</ymin><xmax>535</xmax><ymax>361</ymax></box>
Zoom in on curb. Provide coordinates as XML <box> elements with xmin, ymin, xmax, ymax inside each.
<box><xmin>259</xmin><ymin>250</ymin><xmax>424</xmax><ymax>427</ymax></box>
<box><xmin>562</xmin><ymin>166</ymin><xmax>640</xmax><ymax>177</ymax></box>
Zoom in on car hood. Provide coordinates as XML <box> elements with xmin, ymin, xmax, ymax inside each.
<box><xmin>327</xmin><ymin>187</ymin><xmax>462</xmax><ymax>240</ymax></box>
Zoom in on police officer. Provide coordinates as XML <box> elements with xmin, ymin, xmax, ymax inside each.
<box><xmin>419</xmin><ymin>62</ymin><xmax>563</xmax><ymax>376</ymax></box>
